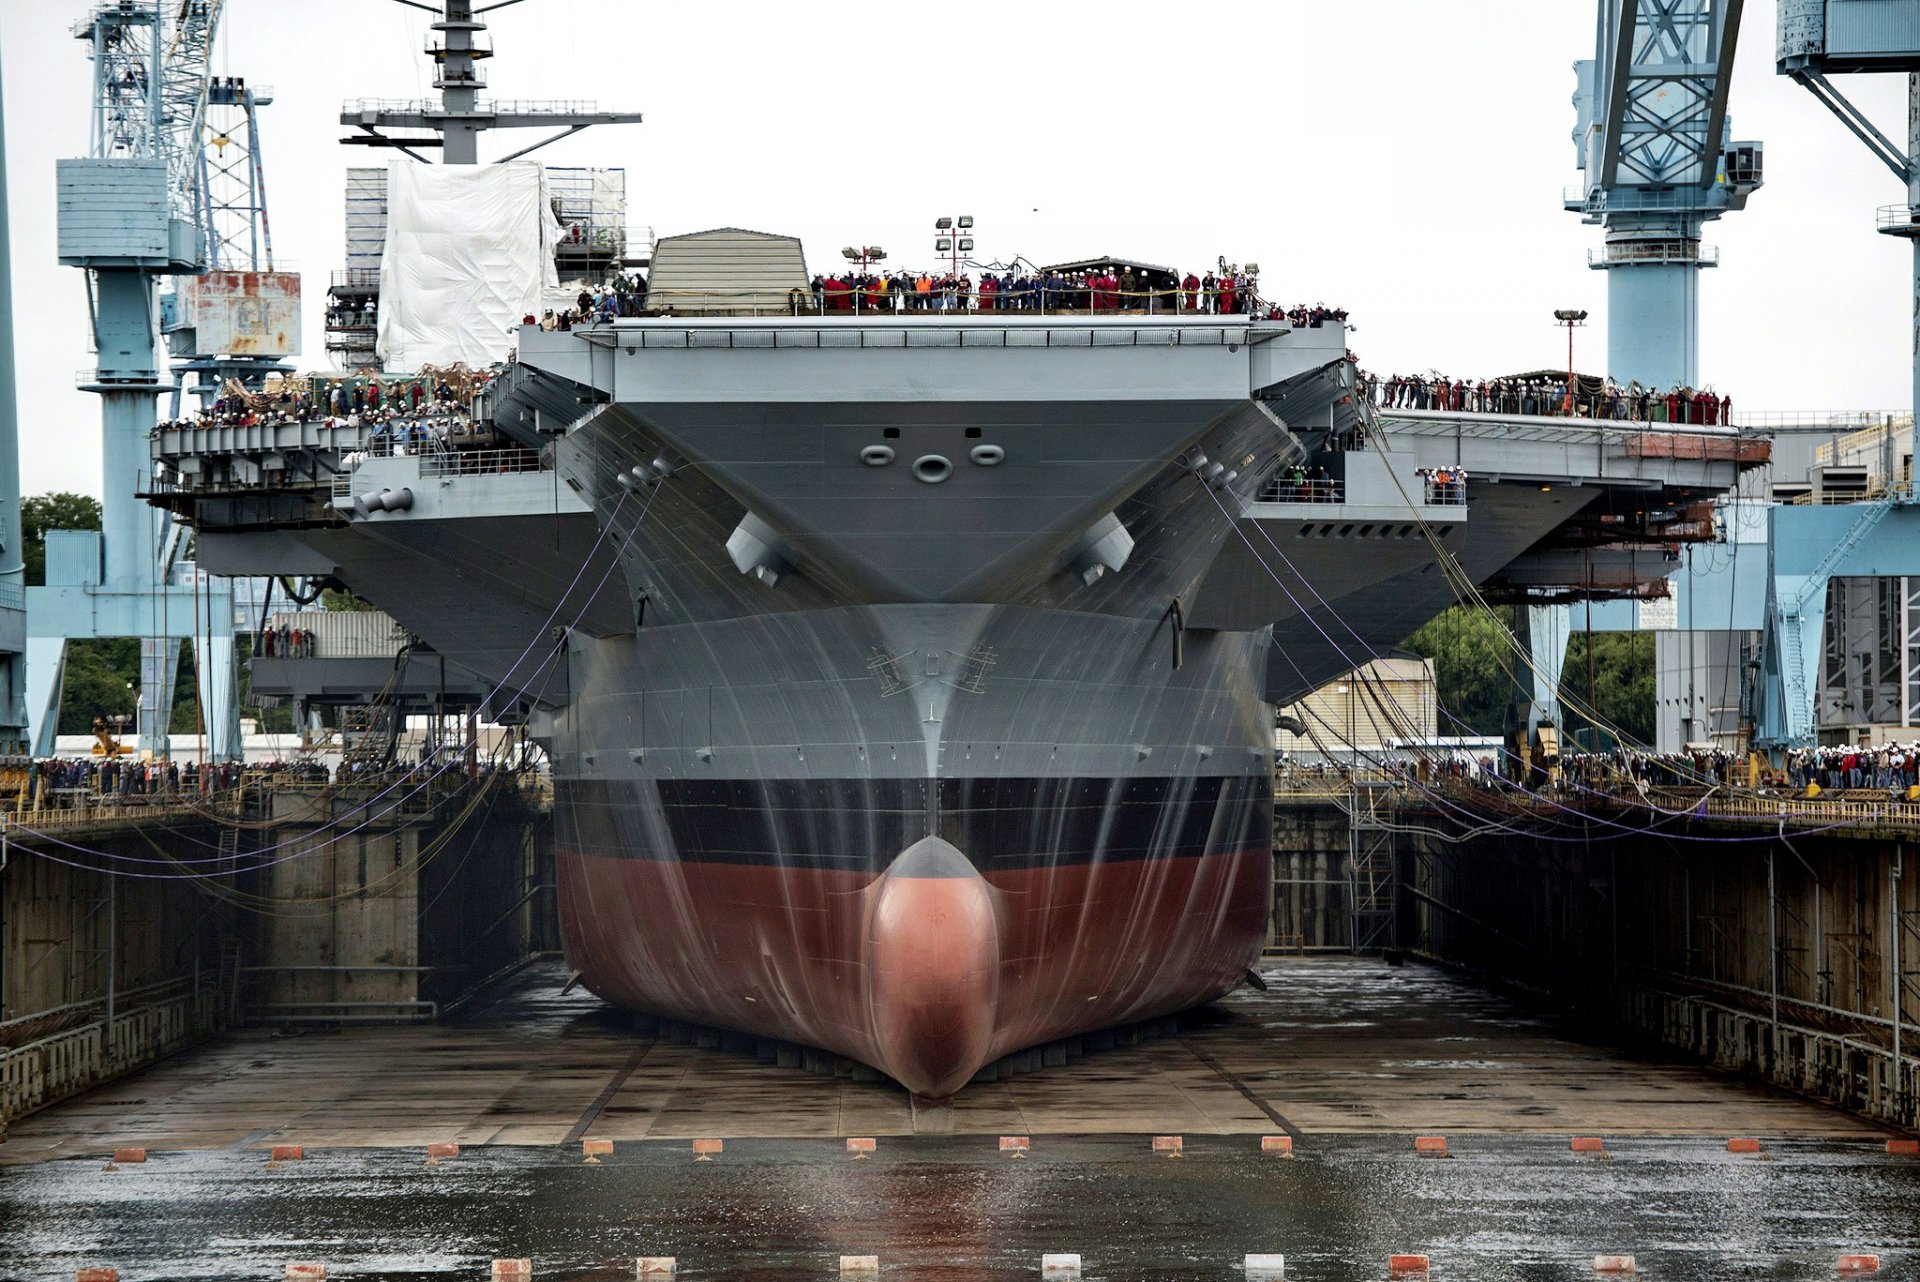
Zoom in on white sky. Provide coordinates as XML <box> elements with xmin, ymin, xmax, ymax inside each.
<box><xmin>3</xmin><ymin>0</ymin><xmax>1915</xmax><ymax>499</ymax></box>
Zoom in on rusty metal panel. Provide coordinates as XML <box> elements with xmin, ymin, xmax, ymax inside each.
<box><xmin>182</xmin><ymin>270</ymin><xmax>303</xmax><ymax>358</ymax></box>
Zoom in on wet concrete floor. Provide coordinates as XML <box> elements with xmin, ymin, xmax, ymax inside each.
<box><xmin>2</xmin><ymin>959</ymin><xmax>1914</xmax><ymax>1279</ymax></box>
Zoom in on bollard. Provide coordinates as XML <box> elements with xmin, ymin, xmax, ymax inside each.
<box><xmin>285</xmin><ymin>1267</ymin><xmax>328</xmax><ymax>1281</ymax></box>
<box><xmin>1040</xmin><ymin>1254</ymin><xmax>1081</xmax><ymax>1278</ymax></box>
<box><xmin>269</xmin><ymin>1145</ymin><xmax>304</xmax><ymax>1163</ymax></box>
<box><xmin>1244</xmin><ymin>1254</ymin><xmax>1286</xmax><ymax>1278</ymax></box>
<box><xmin>582</xmin><ymin>1138</ymin><xmax>613</xmax><ymax>1163</ymax></box>
<box><xmin>1726</xmin><ymin>1137</ymin><xmax>1762</xmax><ymax>1154</ymax></box>
<box><xmin>1571</xmin><ymin>1137</ymin><xmax>1606</xmax><ymax>1154</ymax></box>
<box><xmin>1887</xmin><ymin>1139</ymin><xmax>1918</xmax><ymax>1156</ymax></box>
<box><xmin>1413</xmin><ymin>1136</ymin><xmax>1448</xmax><ymax>1154</ymax></box>
<box><xmin>1592</xmin><ymin>1256</ymin><xmax>1636</xmax><ymax>1273</ymax></box>
<box><xmin>839</xmin><ymin>1256</ymin><xmax>880</xmax><ymax>1276</ymax></box>
<box><xmin>1260</xmin><ymin>1135</ymin><xmax>1293</xmax><ymax>1155</ymax></box>
<box><xmin>492</xmin><ymin>1261</ymin><xmax>532</xmax><ymax>1282</ymax></box>
<box><xmin>635</xmin><ymin>1259</ymin><xmax>677</xmax><ymax>1277</ymax></box>
<box><xmin>846</xmin><ymin>1137</ymin><xmax>876</xmax><ymax>1158</ymax></box>
<box><xmin>693</xmin><ymin>1138</ymin><xmax>724</xmax><ymax>1160</ymax></box>
<box><xmin>1837</xmin><ymin>1256</ymin><xmax>1881</xmax><ymax>1274</ymax></box>
<box><xmin>75</xmin><ymin>1270</ymin><xmax>119</xmax><ymax>1282</ymax></box>
<box><xmin>110</xmin><ymin>1148</ymin><xmax>147</xmax><ymax>1165</ymax></box>
<box><xmin>1389</xmin><ymin>1255</ymin><xmax>1430</xmax><ymax>1276</ymax></box>
<box><xmin>1151</xmin><ymin>1135</ymin><xmax>1183</xmax><ymax>1156</ymax></box>
<box><xmin>1000</xmin><ymin>1135</ymin><xmax>1031</xmax><ymax>1156</ymax></box>
<box><xmin>426</xmin><ymin>1142</ymin><xmax>459</xmax><ymax>1162</ymax></box>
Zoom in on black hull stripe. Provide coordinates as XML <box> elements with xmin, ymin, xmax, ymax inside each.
<box><xmin>557</xmin><ymin>775</ymin><xmax>1273</xmax><ymax>873</ymax></box>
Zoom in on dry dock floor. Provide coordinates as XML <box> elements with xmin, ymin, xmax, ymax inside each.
<box><xmin>0</xmin><ymin>956</ymin><xmax>1883</xmax><ymax>1162</ymax></box>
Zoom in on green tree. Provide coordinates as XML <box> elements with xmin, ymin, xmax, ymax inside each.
<box><xmin>1558</xmin><ymin>631</ymin><xmax>1656</xmax><ymax>749</ymax></box>
<box><xmin>57</xmin><ymin>637</ymin><xmax>137</xmax><ymax>736</ymax></box>
<box><xmin>1400</xmin><ymin>606</ymin><xmax>1520</xmax><ymax>736</ymax></box>
<box><xmin>21</xmin><ymin>492</ymin><xmax>103</xmax><ymax>586</ymax></box>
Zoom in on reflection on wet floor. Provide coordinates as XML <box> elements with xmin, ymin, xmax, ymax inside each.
<box><xmin>1</xmin><ymin>1134</ymin><xmax>1916</xmax><ymax>1281</ymax></box>
<box><xmin>0</xmin><ymin>958</ymin><xmax>1912</xmax><ymax>1278</ymax></box>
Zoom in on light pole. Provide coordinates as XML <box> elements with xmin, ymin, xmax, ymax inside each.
<box><xmin>1554</xmin><ymin>309</ymin><xmax>1589</xmax><ymax>416</ymax></box>
<box><xmin>934</xmin><ymin>215</ymin><xmax>975</xmax><ymax>281</ymax></box>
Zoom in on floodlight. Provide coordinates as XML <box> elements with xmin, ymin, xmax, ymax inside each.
<box><xmin>841</xmin><ymin>247</ymin><xmax>858</xmax><ymax>259</ymax></box>
<box><xmin>935</xmin><ymin>217</ymin><xmax>953</xmax><ymax>230</ymax></box>
<box><xmin>958</xmin><ymin>238</ymin><xmax>974</xmax><ymax>251</ymax></box>
<box><xmin>936</xmin><ymin>238</ymin><xmax>952</xmax><ymax>252</ymax></box>
<box><xmin>1245</xmin><ymin>262</ymin><xmax>1259</xmax><ymax>274</ymax></box>
<box><xmin>958</xmin><ymin>215</ymin><xmax>974</xmax><ymax>228</ymax></box>
<box><xmin>868</xmin><ymin>246</ymin><xmax>886</xmax><ymax>258</ymax></box>
<box><xmin>1554</xmin><ymin>309</ymin><xmax>1589</xmax><ymax>323</ymax></box>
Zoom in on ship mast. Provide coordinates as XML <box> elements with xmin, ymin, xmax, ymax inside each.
<box><xmin>342</xmin><ymin>0</ymin><xmax>642</xmax><ymax>166</ymax></box>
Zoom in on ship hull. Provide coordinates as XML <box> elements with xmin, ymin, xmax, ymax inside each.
<box><xmin>552</xmin><ymin>603</ymin><xmax>1275</xmax><ymax>1099</ymax></box>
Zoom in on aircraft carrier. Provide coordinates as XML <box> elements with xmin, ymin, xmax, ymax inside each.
<box><xmin>127</xmin><ymin>0</ymin><xmax>1764</xmax><ymax>1109</ymax></box>
<box><xmin>148</xmin><ymin>301</ymin><xmax>1758</xmax><ymax>1104</ymax></box>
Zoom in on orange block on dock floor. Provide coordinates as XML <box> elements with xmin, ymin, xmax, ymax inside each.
<box><xmin>1260</xmin><ymin>1135</ymin><xmax>1293</xmax><ymax>1154</ymax></box>
<box><xmin>1887</xmin><ymin>1139</ymin><xmax>1918</xmax><ymax>1156</ymax></box>
<box><xmin>269</xmin><ymin>1145</ymin><xmax>304</xmax><ymax>1162</ymax></box>
<box><xmin>1151</xmin><ymin>1135</ymin><xmax>1183</xmax><ymax>1154</ymax></box>
<box><xmin>1592</xmin><ymin>1256</ymin><xmax>1636</xmax><ymax>1273</ymax></box>
<box><xmin>285</xmin><ymin>1266</ymin><xmax>328</xmax><ymax>1281</ymax></box>
<box><xmin>692</xmin><ymin>1138</ymin><xmax>724</xmax><ymax>1158</ymax></box>
<box><xmin>1571</xmin><ymin>1137</ymin><xmax>1605</xmax><ymax>1153</ymax></box>
<box><xmin>845</xmin><ymin>1137</ymin><xmax>876</xmax><ymax>1156</ymax></box>
<box><xmin>999</xmin><ymin>1136</ymin><xmax>1030</xmax><ymax>1153</ymax></box>
<box><xmin>426</xmin><ymin>1143</ymin><xmax>459</xmax><ymax>1160</ymax></box>
<box><xmin>491</xmin><ymin>1261</ymin><xmax>532</xmax><ymax>1282</ymax></box>
<box><xmin>1389</xmin><ymin>1255</ymin><xmax>1430</xmax><ymax>1276</ymax></box>
<box><xmin>1726</xmin><ymin>1137</ymin><xmax>1762</xmax><ymax>1154</ymax></box>
<box><xmin>110</xmin><ymin>1148</ymin><xmax>146</xmax><ymax>1165</ymax></box>
<box><xmin>1413</xmin><ymin>1136</ymin><xmax>1448</xmax><ymax>1154</ymax></box>
<box><xmin>75</xmin><ymin>1270</ymin><xmax>119</xmax><ymax>1282</ymax></box>
<box><xmin>581</xmin><ymin>1139</ymin><xmax>613</xmax><ymax>1160</ymax></box>
<box><xmin>1838</xmin><ymin>1256</ymin><xmax>1881</xmax><ymax>1274</ymax></box>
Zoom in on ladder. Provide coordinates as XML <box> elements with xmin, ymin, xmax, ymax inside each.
<box><xmin>1346</xmin><ymin>779</ymin><xmax>1399</xmax><ymax>952</ymax></box>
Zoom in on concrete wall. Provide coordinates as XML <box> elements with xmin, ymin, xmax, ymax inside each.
<box><xmin>1274</xmin><ymin>797</ymin><xmax>1920</xmax><ymax>1129</ymax></box>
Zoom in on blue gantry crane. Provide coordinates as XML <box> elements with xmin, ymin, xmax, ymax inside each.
<box><xmin>1754</xmin><ymin>1</ymin><xmax>1920</xmax><ymax>749</ymax></box>
<box><xmin>33</xmin><ymin>0</ymin><xmax>241</xmax><ymax>759</ymax></box>
<box><xmin>1570</xmin><ymin>0</ymin><xmax>1764</xmax><ymax>391</ymax></box>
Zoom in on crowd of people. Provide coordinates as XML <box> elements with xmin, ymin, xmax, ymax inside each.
<box><xmin>1361</xmin><ymin>371</ymin><xmax>1734</xmax><ymax>426</ymax></box>
<box><xmin>154</xmin><ymin>368</ymin><xmax>497</xmax><ymax>467</ymax></box>
<box><xmin>1784</xmin><ymin>744</ymin><xmax>1920</xmax><ymax>793</ymax></box>
<box><xmin>795</xmin><ymin>266</ymin><xmax>1274</xmax><ymax>315</ymax></box>
<box><xmin>28</xmin><ymin>756</ymin><xmax>257</xmax><ymax>806</ymax></box>
<box><xmin>1417</xmin><ymin>467</ymin><xmax>1468</xmax><ymax>505</ymax></box>
<box><xmin>254</xmin><ymin>623</ymin><xmax>316</xmax><ymax>659</ymax></box>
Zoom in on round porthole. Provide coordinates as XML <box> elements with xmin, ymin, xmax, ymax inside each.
<box><xmin>861</xmin><ymin>445</ymin><xmax>895</xmax><ymax>467</ymax></box>
<box><xmin>969</xmin><ymin>444</ymin><xmax>1005</xmax><ymax>467</ymax></box>
<box><xmin>913</xmin><ymin>454</ymin><xmax>953</xmax><ymax>484</ymax></box>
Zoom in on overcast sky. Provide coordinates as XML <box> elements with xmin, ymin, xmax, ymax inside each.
<box><xmin>2</xmin><ymin>0</ymin><xmax>1914</xmax><ymax>499</ymax></box>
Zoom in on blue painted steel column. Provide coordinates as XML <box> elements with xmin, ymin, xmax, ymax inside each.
<box><xmin>1605</xmin><ymin>245</ymin><xmax>1702</xmax><ymax>392</ymax></box>
<box><xmin>0</xmin><ymin>37</ymin><xmax>29</xmax><ymax>752</ymax></box>
<box><xmin>90</xmin><ymin>271</ymin><xmax>161</xmax><ymax>590</ymax></box>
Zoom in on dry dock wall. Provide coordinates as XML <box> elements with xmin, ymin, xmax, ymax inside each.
<box><xmin>1</xmin><ymin>787</ymin><xmax>553</xmax><ymax>1128</ymax></box>
<box><xmin>1274</xmin><ymin>797</ymin><xmax>1920</xmax><ymax>1131</ymax></box>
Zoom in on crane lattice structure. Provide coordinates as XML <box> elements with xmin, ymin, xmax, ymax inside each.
<box><xmin>1569</xmin><ymin>0</ymin><xmax>1763</xmax><ymax>391</ymax></box>
<box><xmin>33</xmin><ymin>0</ymin><xmax>241</xmax><ymax>760</ymax></box>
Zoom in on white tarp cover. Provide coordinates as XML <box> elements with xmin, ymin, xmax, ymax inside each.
<box><xmin>377</xmin><ymin>161</ymin><xmax>558</xmax><ymax>368</ymax></box>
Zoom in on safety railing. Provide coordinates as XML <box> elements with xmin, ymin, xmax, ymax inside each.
<box><xmin>1</xmin><ymin>979</ymin><xmax>216</xmax><ymax>1122</ymax></box>
<box><xmin>330</xmin><ymin>268</ymin><xmax>381</xmax><ymax>292</ymax></box>
<box><xmin>1587</xmin><ymin>243</ymin><xmax>1720</xmax><ymax>268</ymax></box>
<box><xmin>623</xmin><ymin>285</ymin><xmax>1283</xmax><ymax>320</ymax></box>
<box><xmin>1877</xmin><ymin>204</ymin><xmax>1920</xmax><ymax>234</ymax></box>
<box><xmin>340</xmin><ymin>97</ymin><xmax>606</xmax><ymax>116</ymax></box>
<box><xmin>418</xmin><ymin>446</ymin><xmax>546</xmax><ymax>478</ymax></box>
<box><xmin>1735</xmin><ymin>410</ymin><xmax>1908</xmax><ymax>433</ymax></box>
<box><xmin>1255</xmin><ymin>477</ymin><xmax>1346</xmax><ymax>504</ymax></box>
<box><xmin>2</xmin><ymin>790</ymin><xmax>247</xmax><ymax>831</ymax></box>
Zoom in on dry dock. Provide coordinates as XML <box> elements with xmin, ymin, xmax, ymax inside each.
<box><xmin>0</xmin><ymin>957</ymin><xmax>1882</xmax><ymax>1163</ymax></box>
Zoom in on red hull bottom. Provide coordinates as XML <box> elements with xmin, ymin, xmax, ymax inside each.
<box><xmin>557</xmin><ymin>840</ymin><xmax>1271</xmax><ymax>1099</ymax></box>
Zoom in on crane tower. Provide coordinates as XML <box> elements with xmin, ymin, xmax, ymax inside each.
<box><xmin>1570</xmin><ymin>0</ymin><xmax>1763</xmax><ymax>391</ymax></box>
